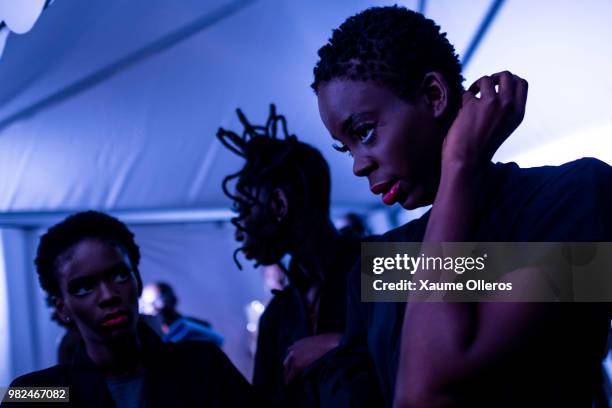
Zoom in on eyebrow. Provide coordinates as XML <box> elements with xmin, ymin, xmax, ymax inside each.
<box><xmin>105</xmin><ymin>263</ymin><xmax>131</xmax><ymax>274</ymax></box>
<box><xmin>340</xmin><ymin>111</ymin><xmax>373</xmax><ymax>134</ymax></box>
<box><xmin>67</xmin><ymin>275</ymin><xmax>95</xmax><ymax>292</ymax></box>
<box><xmin>341</xmin><ymin>114</ymin><xmax>358</xmax><ymax>135</ymax></box>
<box><xmin>66</xmin><ymin>262</ymin><xmax>129</xmax><ymax>285</ymax></box>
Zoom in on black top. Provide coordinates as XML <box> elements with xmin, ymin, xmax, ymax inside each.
<box><xmin>252</xmin><ymin>235</ymin><xmax>360</xmax><ymax>406</ymax></box>
<box><xmin>343</xmin><ymin>158</ymin><xmax>612</xmax><ymax>407</ymax></box>
<box><xmin>3</xmin><ymin>323</ymin><xmax>256</xmax><ymax>407</ymax></box>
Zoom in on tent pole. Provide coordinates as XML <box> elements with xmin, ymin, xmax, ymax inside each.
<box><xmin>418</xmin><ymin>0</ymin><xmax>427</xmax><ymax>15</ymax></box>
<box><xmin>461</xmin><ymin>0</ymin><xmax>506</xmax><ymax>69</ymax></box>
<box><xmin>0</xmin><ymin>205</ymin><xmax>375</xmax><ymax>228</ymax></box>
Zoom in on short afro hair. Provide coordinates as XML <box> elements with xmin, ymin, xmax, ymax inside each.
<box><xmin>35</xmin><ymin>211</ymin><xmax>142</xmax><ymax>299</ymax></box>
<box><xmin>312</xmin><ymin>5</ymin><xmax>464</xmax><ymax>116</ymax></box>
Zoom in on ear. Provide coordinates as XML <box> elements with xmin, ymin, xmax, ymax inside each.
<box><xmin>269</xmin><ymin>188</ymin><xmax>289</xmax><ymax>222</ymax></box>
<box><xmin>54</xmin><ymin>295</ymin><xmax>72</xmax><ymax>325</ymax></box>
<box><xmin>418</xmin><ymin>72</ymin><xmax>450</xmax><ymax>120</ymax></box>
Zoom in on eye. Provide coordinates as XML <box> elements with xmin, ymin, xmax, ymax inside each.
<box><xmin>332</xmin><ymin>142</ymin><xmax>353</xmax><ymax>158</ymax></box>
<box><xmin>353</xmin><ymin>123</ymin><xmax>376</xmax><ymax>144</ymax></box>
<box><xmin>69</xmin><ymin>281</ymin><xmax>95</xmax><ymax>297</ymax></box>
<box><xmin>112</xmin><ymin>269</ymin><xmax>132</xmax><ymax>284</ymax></box>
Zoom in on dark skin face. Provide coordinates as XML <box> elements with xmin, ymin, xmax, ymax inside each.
<box><xmin>54</xmin><ymin>239</ymin><xmax>140</xmax><ymax>347</ymax></box>
<box><xmin>233</xmin><ymin>186</ymin><xmax>290</xmax><ymax>265</ymax></box>
<box><xmin>317</xmin><ymin>75</ymin><xmax>450</xmax><ymax>209</ymax></box>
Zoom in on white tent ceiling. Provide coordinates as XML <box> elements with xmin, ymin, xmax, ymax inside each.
<box><xmin>0</xmin><ymin>0</ymin><xmax>611</xmax><ymax>216</ymax></box>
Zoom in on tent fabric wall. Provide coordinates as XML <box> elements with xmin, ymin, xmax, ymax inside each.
<box><xmin>1</xmin><ymin>227</ymin><xmax>49</xmax><ymax>381</ymax></box>
<box><xmin>0</xmin><ymin>230</ymin><xmax>12</xmax><ymax>385</ymax></box>
<box><xmin>131</xmin><ymin>221</ymin><xmax>270</xmax><ymax>377</ymax></box>
<box><xmin>1</xmin><ymin>0</ymin><xmax>612</xmax><ymax>215</ymax></box>
<box><xmin>0</xmin><ymin>0</ymin><xmax>379</xmax><ymax>213</ymax></box>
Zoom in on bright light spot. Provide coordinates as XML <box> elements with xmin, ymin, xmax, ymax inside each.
<box><xmin>0</xmin><ymin>0</ymin><xmax>47</xmax><ymax>34</ymax></box>
<box><xmin>250</xmin><ymin>300</ymin><xmax>265</xmax><ymax>314</ymax></box>
<box><xmin>138</xmin><ymin>286</ymin><xmax>158</xmax><ymax>315</ymax></box>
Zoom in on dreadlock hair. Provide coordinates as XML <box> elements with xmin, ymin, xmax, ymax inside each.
<box><xmin>35</xmin><ymin>211</ymin><xmax>143</xmax><ymax>300</ymax></box>
<box><xmin>312</xmin><ymin>5</ymin><xmax>464</xmax><ymax>120</ymax></box>
<box><xmin>217</xmin><ymin>104</ymin><xmax>331</xmax><ymax>267</ymax></box>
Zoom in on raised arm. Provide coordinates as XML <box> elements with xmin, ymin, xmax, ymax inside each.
<box><xmin>394</xmin><ymin>71</ymin><xmax>533</xmax><ymax>407</ymax></box>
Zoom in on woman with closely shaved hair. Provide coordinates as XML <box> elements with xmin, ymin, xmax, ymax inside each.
<box><xmin>313</xmin><ymin>5</ymin><xmax>612</xmax><ymax>407</ymax></box>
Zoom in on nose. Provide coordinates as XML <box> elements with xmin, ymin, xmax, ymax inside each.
<box><xmin>98</xmin><ymin>281</ymin><xmax>121</xmax><ymax>308</ymax></box>
<box><xmin>352</xmin><ymin>154</ymin><xmax>376</xmax><ymax>177</ymax></box>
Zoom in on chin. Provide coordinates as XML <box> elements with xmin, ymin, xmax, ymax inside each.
<box><xmin>400</xmin><ymin>186</ymin><xmax>434</xmax><ymax>210</ymax></box>
<box><xmin>102</xmin><ymin>315</ymin><xmax>138</xmax><ymax>340</ymax></box>
<box><xmin>402</xmin><ymin>198</ymin><xmax>433</xmax><ymax>211</ymax></box>
<box><xmin>104</xmin><ymin>326</ymin><xmax>138</xmax><ymax>344</ymax></box>
<box><xmin>400</xmin><ymin>194</ymin><xmax>420</xmax><ymax>210</ymax></box>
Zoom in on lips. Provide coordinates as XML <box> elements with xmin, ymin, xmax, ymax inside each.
<box><xmin>382</xmin><ymin>181</ymin><xmax>401</xmax><ymax>205</ymax></box>
<box><xmin>101</xmin><ymin>311</ymin><xmax>129</xmax><ymax>328</ymax></box>
<box><xmin>371</xmin><ymin>180</ymin><xmax>394</xmax><ymax>195</ymax></box>
<box><xmin>371</xmin><ymin>180</ymin><xmax>401</xmax><ymax>205</ymax></box>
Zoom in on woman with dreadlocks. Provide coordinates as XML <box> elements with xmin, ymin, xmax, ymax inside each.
<box><xmin>313</xmin><ymin>5</ymin><xmax>612</xmax><ymax>408</ymax></box>
<box><xmin>217</xmin><ymin>105</ymin><xmax>361</xmax><ymax>406</ymax></box>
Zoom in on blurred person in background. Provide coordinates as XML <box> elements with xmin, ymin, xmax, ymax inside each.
<box><xmin>140</xmin><ymin>281</ymin><xmax>224</xmax><ymax>347</ymax></box>
<box><xmin>246</xmin><ymin>264</ymin><xmax>288</xmax><ymax>357</ymax></box>
<box><xmin>335</xmin><ymin>212</ymin><xmax>370</xmax><ymax>240</ymax></box>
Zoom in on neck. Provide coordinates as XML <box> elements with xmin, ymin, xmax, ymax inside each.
<box><xmin>84</xmin><ymin>331</ymin><xmax>142</xmax><ymax>377</ymax></box>
<box><xmin>289</xmin><ymin>217</ymin><xmax>343</xmax><ymax>284</ymax></box>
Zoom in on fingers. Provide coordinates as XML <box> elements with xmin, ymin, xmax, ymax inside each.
<box><xmin>468</xmin><ymin>71</ymin><xmax>528</xmax><ymax>123</ymax></box>
<box><xmin>461</xmin><ymin>90</ymin><xmax>477</xmax><ymax>107</ymax></box>
<box><xmin>514</xmin><ymin>75</ymin><xmax>529</xmax><ymax>119</ymax></box>
<box><xmin>469</xmin><ymin>71</ymin><xmax>527</xmax><ymax>101</ymax></box>
<box><xmin>491</xmin><ymin>71</ymin><xmax>516</xmax><ymax>104</ymax></box>
<box><xmin>491</xmin><ymin>71</ymin><xmax>528</xmax><ymax>120</ymax></box>
<box><xmin>468</xmin><ymin>75</ymin><xmax>496</xmax><ymax>99</ymax></box>
<box><xmin>449</xmin><ymin>70</ymin><xmax>528</xmax><ymax>166</ymax></box>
